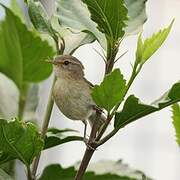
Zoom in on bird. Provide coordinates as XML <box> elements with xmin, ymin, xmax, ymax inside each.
<box><xmin>47</xmin><ymin>55</ymin><xmax>103</xmax><ymax>140</ymax></box>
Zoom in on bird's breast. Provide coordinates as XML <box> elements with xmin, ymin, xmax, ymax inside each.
<box><xmin>53</xmin><ymin>78</ymin><xmax>94</xmax><ymax>121</ymax></box>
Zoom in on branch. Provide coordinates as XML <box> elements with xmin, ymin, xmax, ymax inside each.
<box><xmin>27</xmin><ymin>166</ymin><xmax>33</xmax><ymax>180</ymax></box>
<box><xmin>74</xmin><ymin>40</ymin><xmax>120</xmax><ymax>179</ymax></box>
<box><xmin>74</xmin><ymin>111</ymin><xmax>101</xmax><ymax>180</ymax></box>
<box><xmin>31</xmin><ymin>77</ymin><xmax>56</xmax><ymax>179</ymax></box>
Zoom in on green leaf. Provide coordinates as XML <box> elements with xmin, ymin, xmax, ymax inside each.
<box><xmin>44</xmin><ymin>128</ymin><xmax>83</xmax><ymax>150</ymax></box>
<box><xmin>56</xmin><ymin>0</ymin><xmax>106</xmax><ymax>49</ymax></box>
<box><xmin>64</xmin><ymin>31</ymin><xmax>95</xmax><ymax>54</ymax></box>
<box><xmin>172</xmin><ymin>103</ymin><xmax>180</xmax><ymax>146</ymax></box>
<box><xmin>0</xmin><ymin>152</ymin><xmax>14</xmax><ymax>166</ymax></box>
<box><xmin>0</xmin><ymin>168</ymin><xmax>13</xmax><ymax>180</ymax></box>
<box><xmin>136</xmin><ymin>33</ymin><xmax>143</xmax><ymax>63</ymax></box>
<box><xmin>114</xmin><ymin>82</ymin><xmax>180</xmax><ymax>129</ymax></box>
<box><xmin>49</xmin><ymin>15</ymin><xmax>96</xmax><ymax>54</ymax></box>
<box><xmin>91</xmin><ymin>69</ymin><xmax>126</xmax><ymax>112</ymax></box>
<box><xmin>124</xmin><ymin>0</ymin><xmax>147</xmax><ymax>35</ymax></box>
<box><xmin>136</xmin><ymin>20</ymin><xmax>174</xmax><ymax>64</ymax></box>
<box><xmin>0</xmin><ymin>5</ymin><xmax>54</xmax><ymax>89</ymax></box>
<box><xmin>82</xmin><ymin>0</ymin><xmax>128</xmax><ymax>42</ymax></box>
<box><xmin>39</xmin><ymin>164</ymin><xmax>136</xmax><ymax>180</ymax></box>
<box><xmin>10</xmin><ymin>0</ymin><xmax>25</xmax><ymax>23</ymax></box>
<box><xmin>28</xmin><ymin>0</ymin><xmax>58</xmax><ymax>39</ymax></box>
<box><xmin>0</xmin><ymin>118</ymin><xmax>43</xmax><ymax>166</ymax></box>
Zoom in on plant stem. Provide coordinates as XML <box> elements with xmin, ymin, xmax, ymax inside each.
<box><xmin>18</xmin><ymin>83</ymin><xmax>29</xmax><ymax>120</ymax></box>
<box><xmin>27</xmin><ymin>166</ymin><xmax>33</xmax><ymax>180</ymax></box>
<box><xmin>74</xmin><ymin>149</ymin><xmax>95</xmax><ymax>180</ymax></box>
<box><xmin>95</xmin><ymin>113</ymin><xmax>111</xmax><ymax>141</ymax></box>
<box><xmin>74</xmin><ymin>112</ymin><xmax>101</xmax><ymax>180</ymax></box>
<box><xmin>31</xmin><ymin>76</ymin><xmax>56</xmax><ymax>179</ymax></box>
<box><xmin>75</xmin><ymin>40</ymin><xmax>119</xmax><ymax>179</ymax></box>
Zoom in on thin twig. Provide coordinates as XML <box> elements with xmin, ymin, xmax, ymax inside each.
<box><xmin>93</xmin><ymin>48</ymin><xmax>106</xmax><ymax>63</ymax></box>
<box><xmin>27</xmin><ymin>166</ymin><xmax>33</xmax><ymax>180</ymax></box>
<box><xmin>74</xmin><ymin>111</ymin><xmax>101</xmax><ymax>180</ymax></box>
<box><xmin>114</xmin><ymin>50</ymin><xmax>128</xmax><ymax>63</ymax></box>
<box><xmin>31</xmin><ymin>77</ymin><xmax>56</xmax><ymax>179</ymax></box>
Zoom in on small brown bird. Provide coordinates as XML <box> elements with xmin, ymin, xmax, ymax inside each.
<box><xmin>48</xmin><ymin>55</ymin><xmax>102</xmax><ymax>139</ymax></box>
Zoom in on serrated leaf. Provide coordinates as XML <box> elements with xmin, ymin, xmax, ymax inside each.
<box><xmin>82</xmin><ymin>0</ymin><xmax>128</xmax><ymax>42</ymax></box>
<box><xmin>56</xmin><ymin>0</ymin><xmax>106</xmax><ymax>49</ymax></box>
<box><xmin>125</xmin><ymin>0</ymin><xmax>147</xmax><ymax>35</ymax></box>
<box><xmin>136</xmin><ymin>20</ymin><xmax>173</xmax><ymax>64</ymax></box>
<box><xmin>0</xmin><ymin>5</ymin><xmax>54</xmax><ymax>89</ymax></box>
<box><xmin>172</xmin><ymin>103</ymin><xmax>180</xmax><ymax>146</ymax></box>
<box><xmin>114</xmin><ymin>82</ymin><xmax>180</xmax><ymax>129</ymax></box>
<box><xmin>56</xmin><ymin>0</ymin><xmax>146</xmax><ymax>49</ymax></box>
<box><xmin>28</xmin><ymin>0</ymin><xmax>57</xmax><ymax>39</ymax></box>
<box><xmin>39</xmin><ymin>164</ymin><xmax>136</xmax><ymax>180</ymax></box>
<box><xmin>0</xmin><ymin>118</ymin><xmax>44</xmax><ymax>166</ymax></box>
<box><xmin>91</xmin><ymin>69</ymin><xmax>126</xmax><ymax>112</ymax></box>
<box><xmin>44</xmin><ymin>128</ymin><xmax>83</xmax><ymax>150</ymax></box>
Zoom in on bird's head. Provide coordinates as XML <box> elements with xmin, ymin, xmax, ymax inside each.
<box><xmin>47</xmin><ymin>55</ymin><xmax>85</xmax><ymax>79</ymax></box>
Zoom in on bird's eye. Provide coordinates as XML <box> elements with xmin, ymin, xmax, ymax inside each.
<box><xmin>64</xmin><ymin>61</ymin><xmax>70</xmax><ymax>65</ymax></box>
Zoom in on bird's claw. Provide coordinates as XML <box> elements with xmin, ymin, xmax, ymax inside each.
<box><xmin>83</xmin><ymin>138</ymin><xmax>97</xmax><ymax>151</ymax></box>
<box><xmin>92</xmin><ymin>105</ymin><xmax>102</xmax><ymax>114</ymax></box>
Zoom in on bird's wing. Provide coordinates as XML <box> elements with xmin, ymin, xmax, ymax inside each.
<box><xmin>83</xmin><ymin>77</ymin><xmax>94</xmax><ymax>88</ymax></box>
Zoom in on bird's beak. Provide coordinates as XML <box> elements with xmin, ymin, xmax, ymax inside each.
<box><xmin>45</xmin><ymin>60</ymin><xmax>61</xmax><ymax>65</ymax></box>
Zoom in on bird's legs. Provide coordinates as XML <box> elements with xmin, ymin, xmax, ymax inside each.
<box><xmin>82</xmin><ymin>120</ymin><xmax>87</xmax><ymax>141</ymax></box>
<box><xmin>82</xmin><ymin>120</ymin><xmax>96</xmax><ymax>150</ymax></box>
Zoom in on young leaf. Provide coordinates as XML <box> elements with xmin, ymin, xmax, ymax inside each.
<box><xmin>82</xmin><ymin>0</ymin><xmax>128</xmax><ymax>41</ymax></box>
<box><xmin>0</xmin><ymin>5</ymin><xmax>54</xmax><ymax>89</ymax></box>
<box><xmin>136</xmin><ymin>20</ymin><xmax>174</xmax><ymax>64</ymax></box>
<box><xmin>28</xmin><ymin>0</ymin><xmax>58</xmax><ymax>39</ymax></box>
<box><xmin>44</xmin><ymin>128</ymin><xmax>83</xmax><ymax>150</ymax></box>
<box><xmin>0</xmin><ymin>118</ymin><xmax>44</xmax><ymax>166</ymax></box>
<box><xmin>172</xmin><ymin>103</ymin><xmax>180</xmax><ymax>146</ymax></box>
<box><xmin>114</xmin><ymin>82</ymin><xmax>180</xmax><ymax>129</ymax></box>
<box><xmin>124</xmin><ymin>0</ymin><xmax>147</xmax><ymax>36</ymax></box>
<box><xmin>91</xmin><ymin>69</ymin><xmax>126</xmax><ymax>112</ymax></box>
<box><xmin>39</xmin><ymin>164</ymin><xmax>136</xmax><ymax>180</ymax></box>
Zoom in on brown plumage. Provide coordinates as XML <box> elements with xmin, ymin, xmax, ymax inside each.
<box><xmin>51</xmin><ymin>55</ymin><xmax>102</xmax><ymax>139</ymax></box>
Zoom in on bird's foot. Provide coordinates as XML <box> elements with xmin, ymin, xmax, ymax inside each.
<box><xmin>83</xmin><ymin>138</ymin><xmax>97</xmax><ymax>151</ymax></box>
<box><xmin>92</xmin><ymin>105</ymin><xmax>103</xmax><ymax>114</ymax></box>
